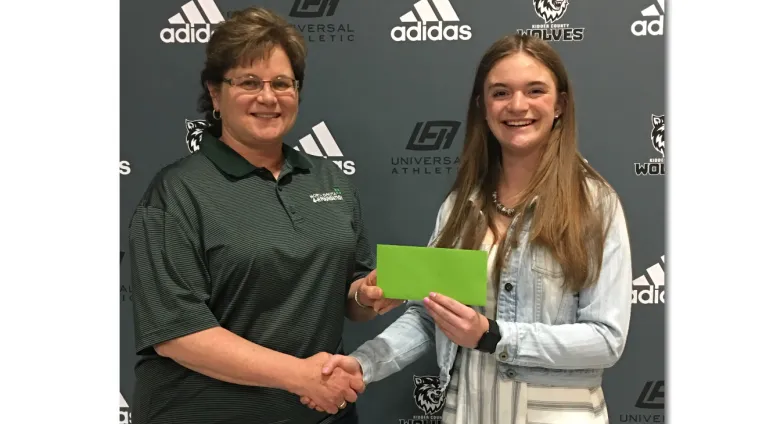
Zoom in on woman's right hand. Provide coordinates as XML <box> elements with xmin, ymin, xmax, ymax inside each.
<box><xmin>292</xmin><ymin>352</ymin><xmax>363</xmax><ymax>414</ymax></box>
<box><xmin>357</xmin><ymin>270</ymin><xmax>405</xmax><ymax>315</ymax></box>
<box><xmin>300</xmin><ymin>355</ymin><xmax>365</xmax><ymax>412</ymax></box>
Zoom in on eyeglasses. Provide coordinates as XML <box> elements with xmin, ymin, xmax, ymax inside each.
<box><xmin>222</xmin><ymin>75</ymin><xmax>299</xmax><ymax>94</ymax></box>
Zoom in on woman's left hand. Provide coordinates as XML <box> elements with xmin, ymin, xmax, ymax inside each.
<box><xmin>423</xmin><ymin>292</ymin><xmax>489</xmax><ymax>349</ymax></box>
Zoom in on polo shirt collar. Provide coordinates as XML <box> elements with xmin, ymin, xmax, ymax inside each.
<box><xmin>200</xmin><ymin>132</ymin><xmax>313</xmax><ymax>178</ymax></box>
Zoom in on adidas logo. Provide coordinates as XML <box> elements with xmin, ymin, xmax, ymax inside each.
<box><xmin>120</xmin><ymin>393</ymin><xmax>131</xmax><ymax>424</ymax></box>
<box><xmin>161</xmin><ymin>0</ymin><xmax>225</xmax><ymax>44</ymax></box>
<box><xmin>294</xmin><ymin>121</ymin><xmax>356</xmax><ymax>175</ymax></box>
<box><xmin>391</xmin><ymin>0</ymin><xmax>472</xmax><ymax>42</ymax></box>
<box><xmin>631</xmin><ymin>0</ymin><xmax>664</xmax><ymax>36</ymax></box>
<box><xmin>632</xmin><ymin>255</ymin><xmax>665</xmax><ymax>304</ymax></box>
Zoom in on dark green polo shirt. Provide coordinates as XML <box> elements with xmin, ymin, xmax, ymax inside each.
<box><xmin>128</xmin><ymin>132</ymin><xmax>373</xmax><ymax>424</ymax></box>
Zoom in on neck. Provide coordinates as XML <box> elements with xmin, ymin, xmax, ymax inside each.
<box><xmin>221</xmin><ymin>133</ymin><xmax>285</xmax><ymax>175</ymax></box>
<box><xmin>497</xmin><ymin>147</ymin><xmax>542</xmax><ymax>204</ymax></box>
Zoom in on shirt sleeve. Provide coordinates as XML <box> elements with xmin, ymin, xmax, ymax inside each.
<box><xmin>348</xmin><ymin>188</ymin><xmax>375</xmax><ymax>291</ymax></box>
<box><xmin>128</xmin><ymin>205</ymin><xmax>219</xmax><ymax>356</ymax></box>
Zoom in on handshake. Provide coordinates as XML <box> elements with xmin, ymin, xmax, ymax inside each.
<box><xmin>294</xmin><ymin>353</ymin><xmax>365</xmax><ymax>415</ymax></box>
<box><xmin>294</xmin><ymin>270</ymin><xmax>403</xmax><ymax>415</ymax></box>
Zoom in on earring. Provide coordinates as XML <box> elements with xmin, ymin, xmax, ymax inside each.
<box><xmin>212</xmin><ymin>110</ymin><xmax>221</xmax><ymax>120</ymax></box>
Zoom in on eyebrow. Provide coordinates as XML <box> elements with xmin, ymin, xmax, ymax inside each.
<box><xmin>488</xmin><ymin>81</ymin><xmax>549</xmax><ymax>89</ymax></box>
<box><xmin>233</xmin><ymin>73</ymin><xmax>294</xmax><ymax>80</ymax></box>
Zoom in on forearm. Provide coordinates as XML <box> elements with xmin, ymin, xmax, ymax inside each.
<box><xmin>350</xmin><ymin>302</ymin><xmax>434</xmax><ymax>384</ymax></box>
<box><xmin>345</xmin><ymin>278</ymin><xmax>377</xmax><ymax>322</ymax></box>
<box><xmin>155</xmin><ymin>326</ymin><xmax>303</xmax><ymax>392</ymax></box>
<box><xmin>495</xmin><ymin>319</ymin><xmax>626</xmax><ymax>370</ymax></box>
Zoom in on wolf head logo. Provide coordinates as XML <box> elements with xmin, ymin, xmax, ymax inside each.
<box><xmin>534</xmin><ymin>0</ymin><xmax>569</xmax><ymax>23</ymax></box>
<box><xmin>185</xmin><ymin>119</ymin><xmax>210</xmax><ymax>153</ymax></box>
<box><xmin>413</xmin><ymin>376</ymin><xmax>445</xmax><ymax>415</ymax></box>
<box><xmin>650</xmin><ymin>114</ymin><xmax>664</xmax><ymax>157</ymax></box>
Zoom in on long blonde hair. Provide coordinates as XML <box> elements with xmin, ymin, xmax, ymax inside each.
<box><xmin>433</xmin><ymin>33</ymin><xmax>616</xmax><ymax>292</ymax></box>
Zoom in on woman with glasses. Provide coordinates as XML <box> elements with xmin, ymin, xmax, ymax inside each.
<box><xmin>127</xmin><ymin>7</ymin><xmax>386</xmax><ymax>424</ymax></box>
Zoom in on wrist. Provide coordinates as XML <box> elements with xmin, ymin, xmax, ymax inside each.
<box><xmin>480</xmin><ymin>314</ymin><xmax>490</xmax><ymax>334</ymax></box>
<box><xmin>349</xmin><ymin>352</ymin><xmax>372</xmax><ymax>385</ymax></box>
<box><xmin>475</xmin><ymin>317</ymin><xmax>501</xmax><ymax>354</ymax></box>
<box><xmin>472</xmin><ymin>314</ymin><xmax>490</xmax><ymax>345</ymax></box>
<box><xmin>354</xmin><ymin>289</ymin><xmax>372</xmax><ymax>309</ymax></box>
<box><xmin>283</xmin><ymin>358</ymin><xmax>309</xmax><ymax>394</ymax></box>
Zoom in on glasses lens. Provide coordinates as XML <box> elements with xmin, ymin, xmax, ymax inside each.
<box><xmin>236</xmin><ymin>78</ymin><xmax>262</xmax><ymax>91</ymax></box>
<box><xmin>271</xmin><ymin>77</ymin><xmax>294</xmax><ymax>92</ymax></box>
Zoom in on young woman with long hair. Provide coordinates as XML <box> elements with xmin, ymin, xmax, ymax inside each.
<box><xmin>306</xmin><ymin>33</ymin><xmax>633</xmax><ymax>424</ymax></box>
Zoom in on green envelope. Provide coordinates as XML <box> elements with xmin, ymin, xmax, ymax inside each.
<box><xmin>376</xmin><ymin>244</ymin><xmax>488</xmax><ymax>306</ymax></box>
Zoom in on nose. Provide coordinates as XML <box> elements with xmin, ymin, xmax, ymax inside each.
<box><xmin>256</xmin><ymin>83</ymin><xmax>277</xmax><ymax>105</ymax></box>
<box><xmin>507</xmin><ymin>91</ymin><xmax>528</xmax><ymax>113</ymax></box>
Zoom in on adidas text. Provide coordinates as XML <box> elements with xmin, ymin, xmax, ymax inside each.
<box><xmin>120</xmin><ymin>160</ymin><xmax>132</xmax><ymax>176</ymax></box>
<box><xmin>295</xmin><ymin>121</ymin><xmax>356</xmax><ymax>176</ymax></box>
<box><xmin>332</xmin><ymin>160</ymin><xmax>355</xmax><ymax>175</ymax></box>
<box><xmin>631</xmin><ymin>16</ymin><xmax>663</xmax><ymax>36</ymax></box>
<box><xmin>120</xmin><ymin>393</ymin><xmax>132</xmax><ymax>424</ymax></box>
<box><xmin>392</xmin><ymin>0</ymin><xmax>471</xmax><ymax>42</ymax></box>
<box><xmin>632</xmin><ymin>1</ymin><xmax>664</xmax><ymax>36</ymax></box>
<box><xmin>160</xmin><ymin>24</ymin><xmax>215</xmax><ymax>43</ymax></box>
<box><xmin>632</xmin><ymin>256</ymin><xmax>665</xmax><ymax>304</ymax></box>
<box><xmin>391</xmin><ymin>21</ymin><xmax>471</xmax><ymax>42</ymax></box>
<box><xmin>162</xmin><ymin>0</ymin><xmax>224</xmax><ymax>43</ymax></box>
<box><xmin>631</xmin><ymin>286</ymin><xmax>665</xmax><ymax>304</ymax></box>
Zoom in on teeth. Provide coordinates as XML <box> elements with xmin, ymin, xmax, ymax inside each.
<box><xmin>505</xmin><ymin>120</ymin><xmax>533</xmax><ymax>127</ymax></box>
<box><xmin>254</xmin><ymin>113</ymin><xmax>279</xmax><ymax>118</ymax></box>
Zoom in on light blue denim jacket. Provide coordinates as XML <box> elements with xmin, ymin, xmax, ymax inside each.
<box><xmin>350</xmin><ymin>180</ymin><xmax>633</xmax><ymax>389</ymax></box>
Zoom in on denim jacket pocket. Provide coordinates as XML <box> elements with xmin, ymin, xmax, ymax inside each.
<box><xmin>531</xmin><ymin>246</ymin><xmax>577</xmax><ymax>325</ymax></box>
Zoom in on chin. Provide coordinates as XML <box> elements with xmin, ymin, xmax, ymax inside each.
<box><xmin>251</xmin><ymin>132</ymin><xmax>285</xmax><ymax>144</ymax></box>
<box><xmin>497</xmin><ymin>130</ymin><xmax>541</xmax><ymax>146</ymax></box>
<box><xmin>251</xmin><ymin>125</ymin><xmax>288</xmax><ymax>141</ymax></box>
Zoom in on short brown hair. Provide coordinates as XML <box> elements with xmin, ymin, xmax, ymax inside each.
<box><xmin>197</xmin><ymin>7</ymin><xmax>307</xmax><ymax>137</ymax></box>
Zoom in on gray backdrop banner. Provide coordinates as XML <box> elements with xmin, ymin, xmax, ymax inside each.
<box><xmin>120</xmin><ymin>0</ymin><xmax>665</xmax><ymax>423</ymax></box>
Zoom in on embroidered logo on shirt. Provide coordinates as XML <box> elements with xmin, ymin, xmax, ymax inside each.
<box><xmin>310</xmin><ymin>187</ymin><xmax>344</xmax><ymax>203</ymax></box>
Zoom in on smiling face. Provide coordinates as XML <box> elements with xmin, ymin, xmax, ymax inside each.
<box><xmin>483</xmin><ymin>52</ymin><xmax>564</xmax><ymax>156</ymax></box>
<box><xmin>208</xmin><ymin>45</ymin><xmax>299</xmax><ymax>148</ymax></box>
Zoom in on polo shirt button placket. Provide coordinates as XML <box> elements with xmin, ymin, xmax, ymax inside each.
<box><xmin>277</xmin><ymin>184</ymin><xmax>301</xmax><ymax>223</ymax></box>
<box><xmin>276</xmin><ymin>185</ymin><xmax>285</xmax><ymax>209</ymax></box>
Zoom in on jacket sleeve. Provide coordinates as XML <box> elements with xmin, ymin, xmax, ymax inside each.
<box><xmin>350</xmin><ymin>194</ymin><xmax>455</xmax><ymax>384</ymax></box>
<box><xmin>494</xmin><ymin>193</ymin><xmax>633</xmax><ymax>369</ymax></box>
